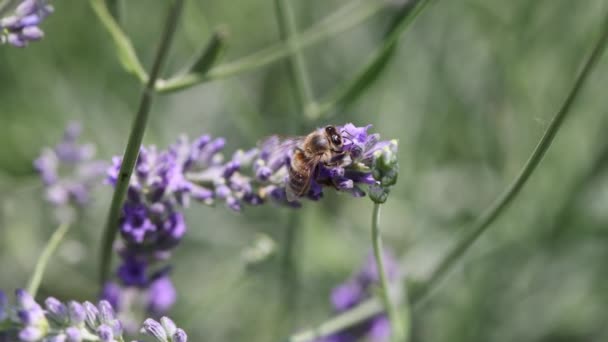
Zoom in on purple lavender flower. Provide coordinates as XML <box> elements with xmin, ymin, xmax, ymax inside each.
<box><xmin>109</xmin><ymin>123</ymin><xmax>397</xmax><ymax>216</ymax></box>
<box><xmin>146</xmin><ymin>275</ymin><xmax>176</xmax><ymax>316</ymax></box>
<box><xmin>0</xmin><ymin>0</ymin><xmax>53</xmax><ymax>47</ymax></box>
<box><xmin>141</xmin><ymin>317</ymin><xmax>187</xmax><ymax>342</ymax></box>
<box><xmin>0</xmin><ymin>289</ymin><xmax>187</xmax><ymax>342</ymax></box>
<box><xmin>34</xmin><ymin>122</ymin><xmax>107</xmax><ymax>222</ymax></box>
<box><xmin>317</xmin><ymin>251</ymin><xmax>400</xmax><ymax>342</ymax></box>
<box><xmin>15</xmin><ymin>289</ymin><xmax>48</xmax><ymax>341</ymax></box>
<box><xmin>0</xmin><ymin>291</ymin><xmax>7</xmax><ymax>322</ymax></box>
<box><xmin>104</xmin><ymin>123</ymin><xmax>397</xmax><ymax>320</ymax></box>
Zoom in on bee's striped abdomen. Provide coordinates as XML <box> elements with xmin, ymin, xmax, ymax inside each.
<box><xmin>286</xmin><ymin>150</ymin><xmax>312</xmax><ymax>201</ymax></box>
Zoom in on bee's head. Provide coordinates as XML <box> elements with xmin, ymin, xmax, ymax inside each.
<box><xmin>325</xmin><ymin>125</ymin><xmax>343</xmax><ymax>148</ymax></box>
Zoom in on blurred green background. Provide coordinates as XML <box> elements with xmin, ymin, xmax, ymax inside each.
<box><xmin>2</xmin><ymin>0</ymin><xmax>608</xmax><ymax>341</ymax></box>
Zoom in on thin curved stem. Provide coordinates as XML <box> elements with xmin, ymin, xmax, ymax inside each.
<box><xmin>283</xmin><ymin>9</ymin><xmax>608</xmax><ymax>342</ymax></box>
<box><xmin>371</xmin><ymin>203</ymin><xmax>405</xmax><ymax>342</ymax></box>
<box><xmin>156</xmin><ymin>0</ymin><xmax>386</xmax><ymax>93</ymax></box>
<box><xmin>411</xmin><ymin>8</ymin><xmax>608</xmax><ymax>307</ymax></box>
<box><xmin>278</xmin><ymin>212</ymin><xmax>301</xmax><ymax>332</ymax></box>
<box><xmin>98</xmin><ymin>0</ymin><xmax>184</xmax><ymax>287</ymax></box>
<box><xmin>27</xmin><ymin>222</ymin><xmax>71</xmax><ymax>297</ymax></box>
<box><xmin>89</xmin><ymin>0</ymin><xmax>147</xmax><ymax>83</ymax></box>
<box><xmin>311</xmin><ymin>0</ymin><xmax>438</xmax><ymax>119</ymax></box>
<box><xmin>275</xmin><ymin>0</ymin><xmax>316</xmax><ymax>117</ymax></box>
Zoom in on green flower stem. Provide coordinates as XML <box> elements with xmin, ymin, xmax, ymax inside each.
<box><xmin>285</xmin><ymin>298</ymin><xmax>383</xmax><ymax>342</ymax></box>
<box><xmin>89</xmin><ymin>0</ymin><xmax>147</xmax><ymax>83</ymax></box>
<box><xmin>98</xmin><ymin>0</ymin><xmax>184</xmax><ymax>287</ymax></box>
<box><xmin>278</xmin><ymin>212</ymin><xmax>301</xmax><ymax>333</ymax></box>
<box><xmin>274</xmin><ymin>0</ymin><xmax>317</xmax><ymax>118</ymax></box>
<box><xmin>371</xmin><ymin>203</ymin><xmax>405</xmax><ymax>342</ymax></box>
<box><xmin>156</xmin><ymin>0</ymin><xmax>386</xmax><ymax>93</ymax></box>
<box><xmin>27</xmin><ymin>222</ymin><xmax>71</xmax><ymax>297</ymax></box>
<box><xmin>283</xmin><ymin>9</ymin><xmax>608</xmax><ymax>342</ymax></box>
<box><xmin>311</xmin><ymin>0</ymin><xmax>438</xmax><ymax>119</ymax></box>
<box><xmin>106</xmin><ymin>0</ymin><xmax>123</xmax><ymax>23</ymax></box>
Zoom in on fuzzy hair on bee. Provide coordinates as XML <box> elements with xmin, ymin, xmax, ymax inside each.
<box><xmin>283</xmin><ymin>125</ymin><xmax>346</xmax><ymax>202</ymax></box>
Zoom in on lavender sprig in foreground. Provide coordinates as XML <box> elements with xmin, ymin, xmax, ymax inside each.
<box><xmin>0</xmin><ymin>0</ymin><xmax>53</xmax><ymax>47</ymax></box>
<box><xmin>102</xmin><ymin>123</ymin><xmax>398</xmax><ymax>317</ymax></box>
<box><xmin>0</xmin><ymin>289</ymin><xmax>187</xmax><ymax>342</ymax></box>
<box><xmin>315</xmin><ymin>251</ymin><xmax>401</xmax><ymax>342</ymax></box>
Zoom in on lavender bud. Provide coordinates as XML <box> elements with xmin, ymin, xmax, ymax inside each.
<box><xmin>82</xmin><ymin>301</ymin><xmax>100</xmax><ymax>330</ymax></box>
<box><xmin>141</xmin><ymin>318</ymin><xmax>168</xmax><ymax>342</ymax></box>
<box><xmin>19</xmin><ymin>14</ymin><xmax>41</xmax><ymax>27</ymax></box>
<box><xmin>173</xmin><ymin>328</ymin><xmax>188</xmax><ymax>342</ymax></box>
<box><xmin>97</xmin><ymin>300</ymin><xmax>115</xmax><ymax>324</ymax></box>
<box><xmin>160</xmin><ymin>317</ymin><xmax>177</xmax><ymax>337</ymax></box>
<box><xmin>18</xmin><ymin>326</ymin><xmax>43</xmax><ymax>342</ymax></box>
<box><xmin>15</xmin><ymin>289</ymin><xmax>36</xmax><ymax>309</ymax></box>
<box><xmin>0</xmin><ymin>16</ymin><xmax>19</xmax><ymax>28</ymax></box>
<box><xmin>16</xmin><ymin>0</ymin><xmax>37</xmax><ymax>15</ymax></box>
<box><xmin>65</xmin><ymin>327</ymin><xmax>82</xmax><ymax>342</ymax></box>
<box><xmin>7</xmin><ymin>33</ymin><xmax>25</xmax><ymax>47</ymax></box>
<box><xmin>21</xmin><ymin>26</ymin><xmax>43</xmax><ymax>40</ymax></box>
<box><xmin>67</xmin><ymin>301</ymin><xmax>86</xmax><ymax>325</ymax></box>
<box><xmin>97</xmin><ymin>324</ymin><xmax>113</xmax><ymax>342</ymax></box>
<box><xmin>369</xmin><ymin>184</ymin><xmax>389</xmax><ymax>204</ymax></box>
<box><xmin>45</xmin><ymin>297</ymin><xmax>68</xmax><ymax>324</ymax></box>
<box><xmin>46</xmin><ymin>335</ymin><xmax>67</xmax><ymax>342</ymax></box>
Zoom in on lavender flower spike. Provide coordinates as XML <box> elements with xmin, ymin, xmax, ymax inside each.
<box><xmin>103</xmin><ymin>123</ymin><xmax>397</xmax><ymax>319</ymax></box>
<box><xmin>34</xmin><ymin>122</ymin><xmax>107</xmax><ymax>223</ymax></box>
<box><xmin>0</xmin><ymin>289</ymin><xmax>187</xmax><ymax>342</ymax></box>
<box><xmin>316</xmin><ymin>250</ymin><xmax>401</xmax><ymax>342</ymax></box>
<box><xmin>0</xmin><ymin>0</ymin><xmax>53</xmax><ymax>47</ymax></box>
<box><xmin>141</xmin><ymin>317</ymin><xmax>187</xmax><ymax>342</ymax></box>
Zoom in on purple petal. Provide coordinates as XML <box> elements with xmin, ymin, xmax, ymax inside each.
<box><xmin>147</xmin><ymin>276</ymin><xmax>176</xmax><ymax>315</ymax></box>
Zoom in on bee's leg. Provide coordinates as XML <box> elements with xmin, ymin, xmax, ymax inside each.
<box><xmin>326</xmin><ymin>151</ymin><xmax>347</xmax><ymax>167</ymax></box>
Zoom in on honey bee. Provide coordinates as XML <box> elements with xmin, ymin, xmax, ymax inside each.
<box><xmin>284</xmin><ymin>125</ymin><xmax>345</xmax><ymax>202</ymax></box>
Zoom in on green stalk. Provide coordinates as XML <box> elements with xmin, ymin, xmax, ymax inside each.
<box><xmin>411</xmin><ymin>8</ymin><xmax>608</xmax><ymax>307</ymax></box>
<box><xmin>274</xmin><ymin>0</ymin><xmax>317</xmax><ymax>118</ymax></box>
<box><xmin>98</xmin><ymin>0</ymin><xmax>185</xmax><ymax>287</ymax></box>
<box><xmin>279</xmin><ymin>212</ymin><xmax>301</xmax><ymax>332</ymax></box>
<box><xmin>273</xmin><ymin>0</ymin><xmax>319</xmax><ymax>332</ymax></box>
<box><xmin>283</xmin><ymin>8</ymin><xmax>608</xmax><ymax>342</ymax></box>
<box><xmin>371</xmin><ymin>203</ymin><xmax>406</xmax><ymax>342</ymax></box>
<box><xmin>27</xmin><ymin>222</ymin><xmax>71</xmax><ymax>297</ymax></box>
<box><xmin>89</xmin><ymin>0</ymin><xmax>147</xmax><ymax>83</ymax></box>
<box><xmin>156</xmin><ymin>0</ymin><xmax>386</xmax><ymax>92</ymax></box>
<box><xmin>311</xmin><ymin>0</ymin><xmax>438</xmax><ymax>119</ymax></box>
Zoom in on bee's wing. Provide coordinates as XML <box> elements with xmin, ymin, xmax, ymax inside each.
<box><xmin>286</xmin><ymin>154</ymin><xmax>322</xmax><ymax>202</ymax></box>
<box><xmin>286</xmin><ymin>184</ymin><xmax>299</xmax><ymax>202</ymax></box>
<box><xmin>259</xmin><ymin>135</ymin><xmax>304</xmax><ymax>167</ymax></box>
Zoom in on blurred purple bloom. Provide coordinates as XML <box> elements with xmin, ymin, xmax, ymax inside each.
<box><xmin>33</xmin><ymin>122</ymin><xmax>107</xmax><ymax>220</ymax></box>
<box><xmin>0</xmin><ymin>0</ymin><xmax>53</xmax><ymax>47</ymax></box>
<box><xmin>147</xmin><ymin>275</ymin><xmax>176</xmax><ymax>316</ymax></box>
<box><xmin>116</xmin><ymin>254</ymin><xmax>149</xmax><ymax>287</ymax></box>
<box><xmin>100</xmin><ymin>282</ymin><xmax>122</xmax><ymax>311</ymax></box>
<box><xmin>0</xmin><ymin>289</ymin><xmax>186</xmax><ymax>342</ymax></box>
<box><xmin>317</xmin><ymin>251</ymin><xmax>400</xmax><ymax>342</ymax></box>
<box><xmin>0</xmin><ymin>290</ymin><xmax>7</xmax><ymax>322</ymax></box>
